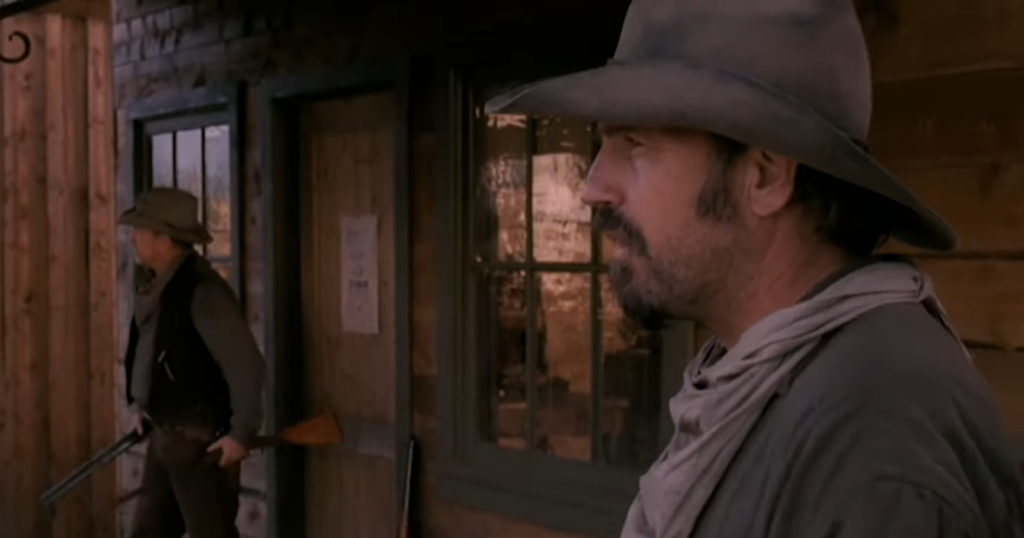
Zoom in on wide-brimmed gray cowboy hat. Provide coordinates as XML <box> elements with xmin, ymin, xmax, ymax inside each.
<box><xmin>485</xmin><ymin>0</ymin><xmax>957</xmax><ymax>251</ymax></box>
<box><xmin>118</xmin><ymin>187</ymin><xmax>212</xmax><ymax>245</ymax></box>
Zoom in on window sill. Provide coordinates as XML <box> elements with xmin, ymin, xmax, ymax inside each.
<box><xmin>435</xmin><ymin>448</ymin><xmax>639</xmax><ymax>538</ymax></box>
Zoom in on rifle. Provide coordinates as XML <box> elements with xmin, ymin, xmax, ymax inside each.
<box><xmin>40</xmin><ymin>410</ymin><xmax>344</xmax><ymax>507</ymax></box>
<box><xmin>40</xmin><ymin>426</ymin><xmax>149</xmax><ymax>507</ymax></box>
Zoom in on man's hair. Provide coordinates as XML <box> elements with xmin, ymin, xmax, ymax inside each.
<box><xmin>709</xmin><ymin>134</ymin><xmax>893</xmax><ymax>257</ymax></box>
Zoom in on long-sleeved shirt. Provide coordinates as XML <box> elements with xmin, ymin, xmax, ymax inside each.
<box><xmin>129</xmin><ymin>250</ymin><xmax>266</xmax><ymax>447</ymax></box>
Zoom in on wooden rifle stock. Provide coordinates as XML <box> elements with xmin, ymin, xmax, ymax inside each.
<box><xmin>254</xmin><ymin>410</ymin><xmax>344</xmax><ymax>448</ymax></box>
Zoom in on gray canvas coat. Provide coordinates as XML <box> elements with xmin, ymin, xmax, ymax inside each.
<box><xmin>687</xmin><ymin>275</ymin><xmax>1024</xmax><ymax>537</ymax></box>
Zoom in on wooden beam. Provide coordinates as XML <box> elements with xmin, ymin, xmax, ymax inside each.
<box><xmin>34</xmin><ymin>0</ymin><xmax>109</xmax><ymax>21</ymax></box>
<box><xmin>870</xmin><ymin>70</ymin><xmax>1024</xmax><ymax>167</ymax></box>
<box><xmin>973</xmin><ymin>349</ymin><xmax>1024</xmax><ymax>434</ymax></box>
<box><xmin>920</xmin><ymin>259</ymin><xmax>1024</xmax><ymax>352</ymax></box>
<box><xmin>864</xmin><ymin>0</ymin><xmax>1024</xmax><ymax>81</ymax></box>
<box><xmin>880</xmin><ymin>162</ymin><xmax>1024</xmax><ymax>255</ymax></box>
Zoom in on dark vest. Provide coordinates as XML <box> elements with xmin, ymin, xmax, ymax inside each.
<box><xmin>124</xmin><ymin>254</ymin><xmax>232</xmax><ymax>430</ymax></box>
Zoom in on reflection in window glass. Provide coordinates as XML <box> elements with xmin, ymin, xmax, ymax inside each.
<box><xmin>532</xmin><ymin>116</ymin><xmax>592</xmax><ymax>264</ymax></box>
<box><xmin>473</xmin><ymin>113</ymin><xmax>528</xmax><ymax>263</ymax></box>
<box><xmin>533</xmin><ymin>272</ymin><xmax>592</xmax><ymax>462</ymax></box>
<box><xmin>145</xmin><ymin>123</ymin><xmax>235</xmax><ymax>292</ymax></box>
<box><xmin>204</xmin><ymin>125</ymin><xmax>232</xmax><ymax>259</ymax></box>
<box><xmin>477</xmin><ymin>269</ymin><xmax>529</xmax><ymax>449</ymax></box>
<box><xmin>600</xmin><ymin>275</ymin><xmax>662</xmax><ymax>469</ymax></box>
<box><xmin>151</xmin><ymin>133</ymin><xmax>174</xmax><ymax>188</ymax></box>
<box><xmin>471</xmin><ymin>89</ymin><xmax>662</xmax><ymax>470</ymax></box>
<box><xmin>175</xmin><ymin>129</ymin><xmax>204</xmax><ymax>215</ymax></box>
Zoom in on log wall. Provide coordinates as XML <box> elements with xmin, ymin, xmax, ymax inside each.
<box><xmin>0</xmin><ymin>6</ymin><xmax>118</xmax><ymax>538</ymax></box>
<box><xmin>866</xmin><ymin>2</ymin><xmax>1024</xmax><ymax>435</ymax></box>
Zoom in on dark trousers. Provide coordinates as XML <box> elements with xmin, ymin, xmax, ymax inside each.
<box><xmin>129</xmin><ymin>423</ymin><xmax>241</xmax><ymax>538</ymax></box>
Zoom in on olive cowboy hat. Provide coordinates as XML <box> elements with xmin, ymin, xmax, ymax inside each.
<box><xmin>118</xmin><ymin>187</ymin><xmax>213</xmax><ymax>245</ymax></box>
<box><xmin>485</xmin><ymin>0</ymin><xmax>957</xmax><ymax>251</ymax></box>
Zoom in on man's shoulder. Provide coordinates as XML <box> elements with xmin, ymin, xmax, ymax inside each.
<box><xmin>807</xmin><ymin>301</ymin><xmax>987</xmax><ymax>406</ymax></box>
<box><xmin>778</xmin><ymin>302</ymin><xmax>1022</xmax><ymax>530</ymax></box>
<box><xmin>190</xmin><ymin>262</ymin><xmax>241</xmax><ymax>310</ymax></box>
<box><xmin>792</xmin><ymin>301</ymin><xmax>1007</xmax><ymax>443</ymax></box>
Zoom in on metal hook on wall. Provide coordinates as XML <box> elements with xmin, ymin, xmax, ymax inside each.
<box><xmin>0</xmin><ymin>30</ymin><xmax>29</xmax><ymax>64</ymax></box>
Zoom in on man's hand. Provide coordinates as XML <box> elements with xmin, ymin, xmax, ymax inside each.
<box><xmin>206</xmin><ymin>436</ymin><xmax>248</xmax><ymax>468</ymax></box>
<box><xmin>128</xmin><ymin>412</ymin><xmax>149</xmax><ymax>436</ymax></box>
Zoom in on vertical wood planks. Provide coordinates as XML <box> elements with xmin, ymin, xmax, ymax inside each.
<box><xmin>47</xmin><ymin>12</ymin><xmax>92</xmax><ymax>538</ymax></box>
<box><xmin>86</xmin><ymin>15</ymin><xmax>118</xmax><ymax>538</ymax></box>
<box><xmin>5</xmin><ymin>13</ymin><xmax>53</xmax><ymax>538</ymax></box>
<box><xmin>0</xmin><ymin>17</ymin><xmax>10</xmax><ymax>538</ymax></box>
<box><xmin>0</xmin><ymin>10</ymin><xmax>117</xmax><ymax>538</ymax></box>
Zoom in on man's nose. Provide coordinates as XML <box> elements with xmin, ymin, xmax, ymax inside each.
<box><xmin>580</xmin><ymin>150</ymin><xmax>623</xmax><ymax>208</ymax></box>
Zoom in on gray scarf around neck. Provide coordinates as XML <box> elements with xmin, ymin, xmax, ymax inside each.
<box><xmin>620</xmin><ymin>258</ymin><xmax>970</xmax><ymax>538</ymax></box>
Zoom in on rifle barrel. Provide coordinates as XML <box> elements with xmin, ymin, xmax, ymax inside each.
<box><xmin>40</xmin><ymin>431</ymin><xmax>142</xmax><ymax>506</ymax></box>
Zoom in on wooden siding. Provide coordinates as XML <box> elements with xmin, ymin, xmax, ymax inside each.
<box><xmin>300</xmin><ymin>92</ymin><xmax>399</xmax><ymax>537</ymax></box>
<box><xmin>109</xmin><ymin>0</ymin><xmax>1024</xmax><ymax>537</ymax></box>
<box><xmin>0</xmin><ymin>8</ymin><xmax>117</xmax><ymax>538</ymax></box>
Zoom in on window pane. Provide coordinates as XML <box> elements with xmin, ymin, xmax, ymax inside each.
<box><xmin>533</xmin><ymin>272</ymin><xmax>592</xmax><ymax>461</ymax></box>
<box><xmin>476</xmin><ymin>269</ymin><xmax>529</xmax><ymax>449</ymax></box>
<box><xmin>151</xmin><ymin>133</ymin><xmax>174</xmax><ymax>188</ymax></box>
<box><xmin>600</xmin><ymin>274</ymin><xmax>663</xmax><ymax>469</ymax></box>
<box><xmin>473</xmin><ymin>111</ymin><xmax>528</xmax><ymax>262</ymax></box>
<box><xmin>532</xmin><ymin>117</ymin><xmax>592</xmax><ymax>263</ymax></box>
<box><xmin>601</xmin><ymin>233</ymin><xmax>618</xmax><ymax>265</ymax></box>
<box><xmin>204</xmin><ymin>124</ymin><xmax>232</xmax><ymax>258</ymax></box>
<box><xmin>175</xmin><ymin>128</ymin><xmax>204</xmax><ymax>222</ymax></box>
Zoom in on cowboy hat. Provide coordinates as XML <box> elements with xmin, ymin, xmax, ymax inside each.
<box><xmin>484</xmin><ymin>0</ymin><xmax>957</xmax><ymax>251</ymax></box>
<box><xmin>118</xmin><ymin>187</ymin><xmax>212</xmax><ymax>245</ymax></box>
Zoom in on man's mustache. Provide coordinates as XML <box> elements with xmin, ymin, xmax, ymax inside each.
<box><xmin>593</xmin><ymin>207</ymin><xmax>649</xmax><ymax>257</ymax></box>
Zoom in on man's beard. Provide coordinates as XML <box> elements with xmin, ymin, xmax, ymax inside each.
<box><xmin>607</xmin><ymin>260</ymin><xmax>675</xmax><ymax>332</ymax></box>
<box><xmin>594</xmin><ymin>206</ymin><xmax>676</xmax><ymax>331</ymax></box>
<box><xmin>594</xmin><ymin>171</ymin><xmax>737</xmax><ymax>332</ymax></box>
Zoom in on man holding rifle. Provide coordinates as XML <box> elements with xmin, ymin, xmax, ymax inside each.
<box><xmin>119</xmin><ymin>187</ymin><xmax>266</xmax><ymax>538</ymax></box>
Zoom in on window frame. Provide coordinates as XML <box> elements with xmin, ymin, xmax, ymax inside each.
<box><xmin>435</xmin><ymin>67</ymin><xmax>696</xmax><ymax>538</ymax></box>
<box><xmin>123</xmin><ymin>83</ymin><xmax>245</xmax><ymax>298</ymax></box>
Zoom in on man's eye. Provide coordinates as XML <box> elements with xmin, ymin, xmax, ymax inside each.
<box><xmin>624</xmin><ymin>134</ymin><xmax>642</xmax><ymax>148</ymax></box>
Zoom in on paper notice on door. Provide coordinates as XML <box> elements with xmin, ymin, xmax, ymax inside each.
<box><xmin>340</xmin><ymin>214</ymin><xmax>379</xmax><ymax>334</ymax></box>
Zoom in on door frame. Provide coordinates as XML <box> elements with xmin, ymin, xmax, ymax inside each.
<box><xmin>259</xmin><ymin>61</ymin><xmax>413</xmax><ymax>538</ymax></box>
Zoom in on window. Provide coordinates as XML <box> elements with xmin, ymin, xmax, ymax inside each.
<box><xmin>127</xmin><ymin>85</ymin><xmax>243</xmax><ymax>296</ymax></box>
<box><xmin>436</xmin><ymin>72</ymin><xmax>696</xmax><ymax>537</ymax></box>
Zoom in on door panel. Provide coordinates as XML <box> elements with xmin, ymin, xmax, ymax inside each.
<box><xmin>299</xmin><ymin>91</ymin><xmax>397</xmax><ymax>538</ymax></box>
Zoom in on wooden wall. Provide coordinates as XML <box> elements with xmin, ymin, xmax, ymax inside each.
<box><xmin>865</xmin><ymin>0</ymin><xmax>1024</xmax><ymax>434</ymax></box>
<box><xmin>108</xmin><ymin>0</ymin><xmax>1024</xmax><ymax>537</ymax></box>
<box><xmin>0</xmin><ymin>6</ymin><xmax>118</xmax><ymax>538</ymax></box>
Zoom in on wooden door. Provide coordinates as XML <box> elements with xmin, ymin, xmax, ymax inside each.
<box><xmin>299</xmin><ymin>91</ymin><xmax>398</xmax><ymax>538</ymax></box>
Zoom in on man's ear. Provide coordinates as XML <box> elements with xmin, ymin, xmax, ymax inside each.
<box><xmin>155</xmin><ymin>232</ymin><xmax>178</xmax><ymax>250</ymax></box>
<box><xmin>746</xmin><ymin>149</ymin><xmax>797</xmax><ymax>218</ymax></box>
